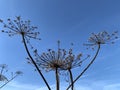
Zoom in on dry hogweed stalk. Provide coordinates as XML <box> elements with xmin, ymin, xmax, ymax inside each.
<box><xmin>0</xmin><ymin>64</ymin><xmax>8</xmax><ymax>82</ymax></box>
<box><xmin>0</xmin><ymin>16</ymin><xmax>40</xmax><ymax>48</ymax></box>
<box><xmin>67</xmin><ymin>31</ymin><xmax>118</xmax><ymax>90</ymax></box>
<box><xmin>0</xmin><ymin>16</ymin><xmax>51</xmax><ymax>90</ymax></box>
<box><xmin>0</xmin><ymin>16</ymin><xmax>40</xmax><ymax>42</ymax></box>
<box><xmin>0</xmin><ymin>64</ymin><xmax>22</xmax><ymax>89</ymax></box>
<box><xmin>33</xmin><ymin>41</ymin><xmax>88</xmax><ymax>72</ymax></box>
<box><xmin>84</xmin><ymin>31</ymin><xmax>118</xmax><ymax>49</ymax></box>
<box><xmin>33</xmin><ymin>40</ymin><xmax>89</xmax><ymax>90</ymax></box>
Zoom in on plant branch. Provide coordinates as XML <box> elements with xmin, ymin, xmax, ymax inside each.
<box><xmin>22</xmin><ymin>34</ymin><xmax>51</xmax><ymax>90</ymax></box>
<box><xmin>68</xmin><ymin>69</ymin><xmax>74</xmax><ymax>90</ymax></box>
<box><xmin>66</xmin><ymin>44</ymin><xmax>101</xmax><ymax>90</ymax></box>
<box><xmin>0</xmin><ymin>75</ymin><xmax>18</xmax><ymax>89</ymax></box>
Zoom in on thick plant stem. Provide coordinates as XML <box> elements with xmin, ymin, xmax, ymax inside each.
<box><xmin>22</xmin><ymin>35</ymin><xmax>51</xmax><ymax>90</ymax></box>
<box><xmin>68</xmin><ymin>69</ymin><xmax>74</xmax><ymax>90</ymax></box>
<box><xmin>66</xmin><ymin>44</ymin><xmax>101</xmax><ymax>90</ymax></box>
<box><xmin>55</xmin><ymin>68</ymin><xmax>59</xmax><ymax>90</ymax></box>
<box><xmin>0</xmin><ymin>75</ymin><xmax>18</xmax><ymax>89</ymax></box>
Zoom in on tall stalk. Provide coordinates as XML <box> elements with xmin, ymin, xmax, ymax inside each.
<box><xmin>68</xmin><ymin>69</ymin><xmax>74</xmax><ymax>90</ymax></box>
<box><xmin>22</xmin><ymin>34</ymin><xmax>51</xmax><ymax>90</ymax></box>
<box><xmin>66</xmin><ymin>44</ymin><xmax>101</xmax><ymax>90</ymax></box>
<box><xmin>55</xmin><ymin>68</ymin><xmax>59</xmax><ymax>90</ymax></box>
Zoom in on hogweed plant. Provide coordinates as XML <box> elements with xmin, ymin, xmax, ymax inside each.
<box><xmin>0</xmin><ymin>64</ymin><xmax>22</xmax><ymax>89</ymax></box>
<box><xmin>0</xmin><ymin>16</ymin><xmax>51</xmax><ymax>90</ymax></box>
<box><xmin>33</xmin><ymin>40</ymin><xmax>89</xmax><ymax>90</ymax></box>
<box><xmin>67</xmin><ymin>31</ymin><xmax>118</xmax><ymax>90</ymax></box>
<box><xmin>0</xmin><ymin>16</ymin><xmax>118</xmax><ymax>90</ymax></box>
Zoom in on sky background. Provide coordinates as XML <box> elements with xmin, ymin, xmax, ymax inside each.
<box><xmin>0</xmin><ymin>0</ymin><xmax>120</xmax><ymax>90</ymax></box>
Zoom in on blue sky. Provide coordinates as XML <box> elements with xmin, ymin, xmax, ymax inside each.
<box><xmin>0</xmin><ymin>0</ymin><xmax>120</xmax><ymax>90</ymax></box>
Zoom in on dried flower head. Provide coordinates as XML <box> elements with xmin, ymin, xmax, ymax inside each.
<box><xmin>0</xmin><ymin>64</ymin><xmax>7</xmax><ymax>69</ymax></box>
<box><xmin>34</xmin><ymin>41</ymin><xmax>88</xmax><ymax>72</ymax></box>
<box><xmin>0</xmin><ymin>64</ymin><xmax>8</xmax><ymax>82</ymax></box>
<box><xmin>34</xmin><ymin>49</ymin><xmax>66</xmax><ymax>71</ymax></box>
<box><xmin>0</xmin><ymin>16</ymin><xmax>41</xmax><ymax>42</ymax></box>
<box><xmin>15</xmin><ymin>71</ymin><xmax>23</xmax><ymax>75</ymax></box>
<box><xmin>0</xmin><ymin>19</ymin><xmax>3</xmax><ymax>23</ymax></box>
<box><xmin>0</xmin><ymin>64</ymin><xmax>8</xmax><ymax>74</ymax></box>
<box><xmin>0</xmin><ymin>74</ymin><xmax>8</xmax><ymax>82</ymax></box>
<box><xmin>84</xmin><ymin>31</ymin><xmax>118</xmax><ymax>48</ymax></box>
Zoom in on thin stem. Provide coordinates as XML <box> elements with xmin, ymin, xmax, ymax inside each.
<box><xmin>22</xmin><ymin>34</ymin><xmax>51</xmax><ymax>90</ymax></box>
<box><xmin>66</xmin><ymin>44</ymin><xmax>101</xmax><ymax>90</ymax></box>
<box><xmin>0</xmin><ymin>68</ymin><xmax>4</xmax><ymax>75</ymax></box>
<box><xmin>55</xmin><ymin>68</ymin><xmax>59</xmax><ymax>90</ymax></box>
<box><xmin>68</xmin><ymin>69</ymin><xmax>74</xmax><ymax>90</ymax></box>
<box><xmin>0</xmin><ymin>75</ymin><xmax>18</xmax><ymax>89</ymax></box>
<box><xmin>0</xmin><ymin>68</ymin><xmax>4</xmax><ymax>79</ymax></box>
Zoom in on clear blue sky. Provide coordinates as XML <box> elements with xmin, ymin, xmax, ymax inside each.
<box><xmin>0</xmin><ymin>0</ymin><xmax>120</xmax><ymax>90</ymax></box>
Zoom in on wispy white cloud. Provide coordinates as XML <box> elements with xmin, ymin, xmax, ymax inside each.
<box><xmin>1</xmin><ymin>80</ymin><xmax>120</xmax><ymax>90</ymax></box>
<box><xmin>104</xmin><ymin>83</ymin><xmax>120</xmax><ymax>90</ymax></box>
<box><xmin>1</xmin><ymin>81</ymin><xmax>39</xmax><ymax>90</ymax></box>
<box><xmin>34</xmin><ymin>80</ymin><xmax>120</xmax><ymax>90</ymax></box>
<box><xmin>10</xmin><ymin>81</ymin><xmax>38</xmax><ymax>89</ymax></box>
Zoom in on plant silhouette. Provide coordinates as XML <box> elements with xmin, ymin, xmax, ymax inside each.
<box><xmin>0</xmin><ymin>16</ymin><xmax>51</xmax><ymax>90</ymax></box>
<box><xmin>0</xmin><ymin>16</ymin><xmax>118</xmax><ymax>90</ymax></box>
<box><xmin>0</xmin><ymin>64</ymin><xmax>22</xmax><ymax>89</ymax></box>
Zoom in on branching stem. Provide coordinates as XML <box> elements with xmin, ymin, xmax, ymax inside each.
<box><xmin>66</xmin><ymin>44</ymin><xmax>101</xmax><ymax>90</ymax></box>
<box><xmin>22</xmin><ymin>34</ymin><xmax>51</xmax><ymax>90</ymax></box>
<box><xmin>0</xmin><ymin>75</ymin><xmax>18</xmax><ymax>89</ymax></box>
